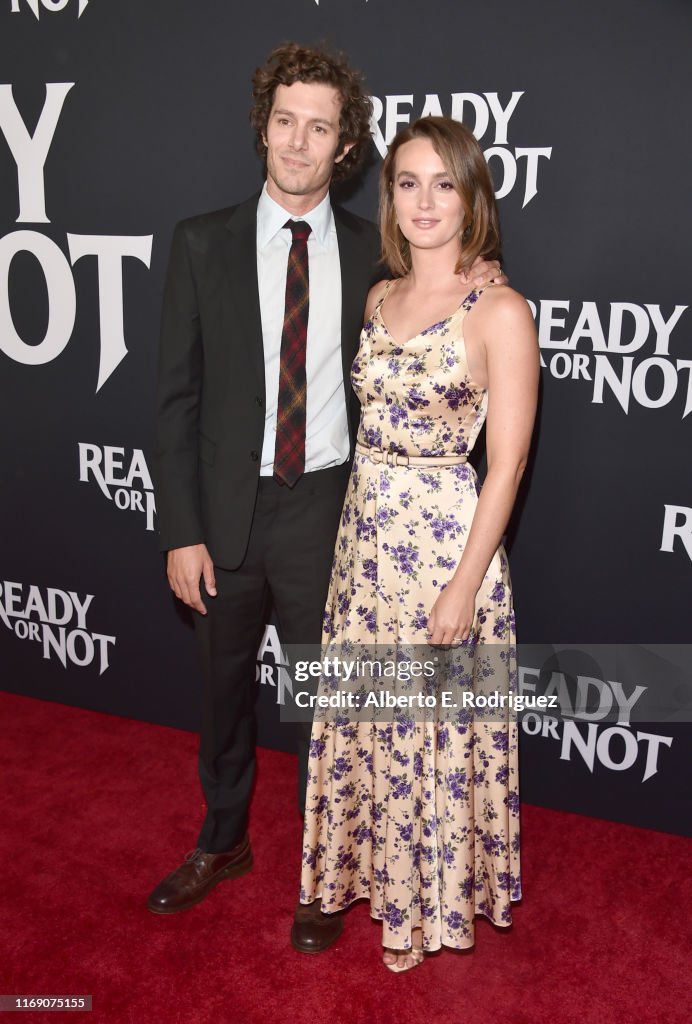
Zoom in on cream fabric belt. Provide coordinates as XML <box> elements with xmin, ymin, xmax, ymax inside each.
<box><xmin>355</xmin><ymin>442</ymin><xmax>468</xmax><ymax>467</ymax></box>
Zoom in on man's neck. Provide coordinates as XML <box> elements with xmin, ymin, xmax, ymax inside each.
<box><xmin>264</xmin><ymin>179</ymin><xmax>331</xmax><ymax>217</ymax></box>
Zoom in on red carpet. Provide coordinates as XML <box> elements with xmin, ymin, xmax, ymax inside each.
<box><xmin>1</xmin><ymin>691</ymin><xmax>689</xmax><ymax>1024</ymax></box>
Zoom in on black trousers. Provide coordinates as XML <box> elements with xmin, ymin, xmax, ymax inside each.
<box><xmin>194</xmin><ymin>462</ymin><xmax>350</xmax><ymax>853</ymax></box>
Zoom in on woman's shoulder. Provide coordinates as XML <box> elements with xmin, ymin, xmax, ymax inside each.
<box><xmin>364</xmin><ymin>278</ymin><xmax>395</xmax><ymax>322</ymax></box>
<box><xmin>466</xmin><ymin>284</ymin><xmax>537</xmax><ymax>350</ymax></box>
<box><xmin>474</xmin><ymin>283</ymin><xmax>530</xmax><ymax>315</ymax></box>
<box><xmin>470</xmin><ymin>284</ymin><xmax>534</xmax><ymax>328</ymax></box>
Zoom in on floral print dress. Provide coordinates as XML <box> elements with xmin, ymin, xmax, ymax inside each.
<box><xmin>299</xmin><ymin>281</ymin><xmax>521</xmax><ymax>952</ymax></box>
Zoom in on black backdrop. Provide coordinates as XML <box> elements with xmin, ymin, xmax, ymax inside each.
<box><xmin>1</xmin><ymin>0</ymin><xmax>690</xmax><ymax>836</ymax></box>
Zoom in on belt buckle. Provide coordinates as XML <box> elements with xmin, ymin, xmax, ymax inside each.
<box><xmin>385</xmin><ymin>450</ymin><xmax>408</xmax><ymax>467</ymax></box>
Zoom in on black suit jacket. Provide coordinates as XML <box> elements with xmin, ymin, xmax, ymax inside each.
<box><xmin>153</xmin><ymin>193</ymin><xmax>381</xmax><ymax>570</ymax></box>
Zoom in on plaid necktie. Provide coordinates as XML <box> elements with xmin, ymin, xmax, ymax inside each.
<box><xmin>274</xmin><ymin>219</ymin><xmax>311</xmax><ymax>487</ymax></box>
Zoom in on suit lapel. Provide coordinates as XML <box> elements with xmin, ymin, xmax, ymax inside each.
<box><xmin>335</xmin><ymin>206</ymin><xmax>374</xmax><ymax>450</ymax></box>
<box><xmin>223</xmin><ymin>195</ymin><xmax>265</xmax><ymax>396</ymax></box>
<box><xmin>334</xmin><ymin>207</ymin><xmax>365</xmax><ymax>386</ymax></box>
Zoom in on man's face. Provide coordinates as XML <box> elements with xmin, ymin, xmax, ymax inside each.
<box><xmin>263</xmin><ymin>81</ymin><xmax>352</xmax><ymax>210</ymax></box>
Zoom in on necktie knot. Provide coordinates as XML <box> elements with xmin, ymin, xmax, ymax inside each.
<box><xmin>284</xmin><ymin>219</ymin><xmax>312</xmax><ymax>243</ymax></box>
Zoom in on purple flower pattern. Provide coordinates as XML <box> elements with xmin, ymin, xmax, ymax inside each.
<box><xmin>300</xmin><ymin>284</ymin><xmax>521</xmax><ymax>953</ymax></box>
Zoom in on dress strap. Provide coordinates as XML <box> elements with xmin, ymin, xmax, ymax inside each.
<box><xmin>457</xmin><ymin>284</ymin><xmax>487</xmax><ymax>318</ymax></box>
<box><xmin>374</xmin><ymin>278</ymin><xmax>399</xmax><ymax>311</ymax></box>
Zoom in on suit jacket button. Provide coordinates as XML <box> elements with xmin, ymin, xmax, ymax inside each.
<box><xmin>255</xmin><ymin>396</ymin><xmax>263</xmax><ymax>407</ymax></box>
<box><xmin>250</xmin><ymin>450</ymin><xmax>259</xmax><ymax>461</ymax></box>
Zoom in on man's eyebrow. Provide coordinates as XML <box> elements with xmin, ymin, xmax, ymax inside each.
<box><xmin>273</xmin><ymin>108</ymin><xmax>335</xmax><ymax>127</ymax></box>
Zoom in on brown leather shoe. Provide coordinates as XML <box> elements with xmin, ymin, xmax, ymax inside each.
<box><xmin>290</xmin><ymin>899</ymin><xmax>344</xmax><ymax>953</ymax></box>
<box><xmin>147</xmin><ymin>834</ymin><xmax>252</xmax><ymax>914</ymax></box>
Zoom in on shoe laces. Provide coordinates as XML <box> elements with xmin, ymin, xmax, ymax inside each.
<box><xmin>184</xmin><ymin>848</ymin><xmax>206</xmax><ymax>864</ymax></box>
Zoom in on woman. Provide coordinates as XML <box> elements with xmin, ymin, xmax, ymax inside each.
<box><xmin>299</xmin><ymin>116</ymin><xmax>539</xmax><ymax>971</ymax></box>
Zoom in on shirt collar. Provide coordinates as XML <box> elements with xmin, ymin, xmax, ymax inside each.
<box><xmin>257</xmin><ymin>182</ymin><xmax>333</xmax><ymax>251</ymax></box>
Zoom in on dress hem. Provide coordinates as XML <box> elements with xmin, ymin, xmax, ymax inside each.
<box><xmin>300</xmin><ymin>890</ymin><xmax>522</xmax><ymax>951</ymax></box>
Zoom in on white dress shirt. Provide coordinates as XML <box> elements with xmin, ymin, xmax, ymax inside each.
<box><xmin>256</xmin><ymin>184</ymin><xmax>349</xmax><ymax>475</ymax></box>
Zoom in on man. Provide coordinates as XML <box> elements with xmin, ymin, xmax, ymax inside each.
<box><xmin>150</xmin><ymin>42</ymin><xmax>500</xmax><ymax>952</ymax></box>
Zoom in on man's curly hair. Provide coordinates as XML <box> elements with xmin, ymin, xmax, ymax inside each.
<box><xmin>250</xmin><ymin>42</ymin><xmax>373</xmax><ymax>184</ymax></box>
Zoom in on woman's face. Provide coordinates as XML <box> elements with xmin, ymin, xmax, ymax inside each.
<box><xmin>391</xmin><ymin>137</ymin><xmax>466</xmax><ymax>256</ymax></box>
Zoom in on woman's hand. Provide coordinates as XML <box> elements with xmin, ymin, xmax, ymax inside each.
<box><xmin>427</xmin><ymin>579</ymin><xmax>477</xmax><ymax>647</ymax></box>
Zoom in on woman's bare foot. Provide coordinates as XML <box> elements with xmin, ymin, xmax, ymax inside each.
<box><xmin>382</xmin><ymin>927</ymin><xmax>424</xmax><ymax>972</ymax></box>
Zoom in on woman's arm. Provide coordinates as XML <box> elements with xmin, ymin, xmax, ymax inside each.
<box><xmin>427</xmin><ymin>287</ymin><xmax>539</xmax><ymax>646</ymax></box>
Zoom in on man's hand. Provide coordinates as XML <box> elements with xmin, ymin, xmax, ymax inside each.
<box><xmin>166</xmin><ymin>544</ymin><xmax>216</xmax><ymax>615</ymax></box>
<box><xmin>461</xmin><ymin>255</ymin><xmax>508</xmax><ymax>289</ymax></box>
